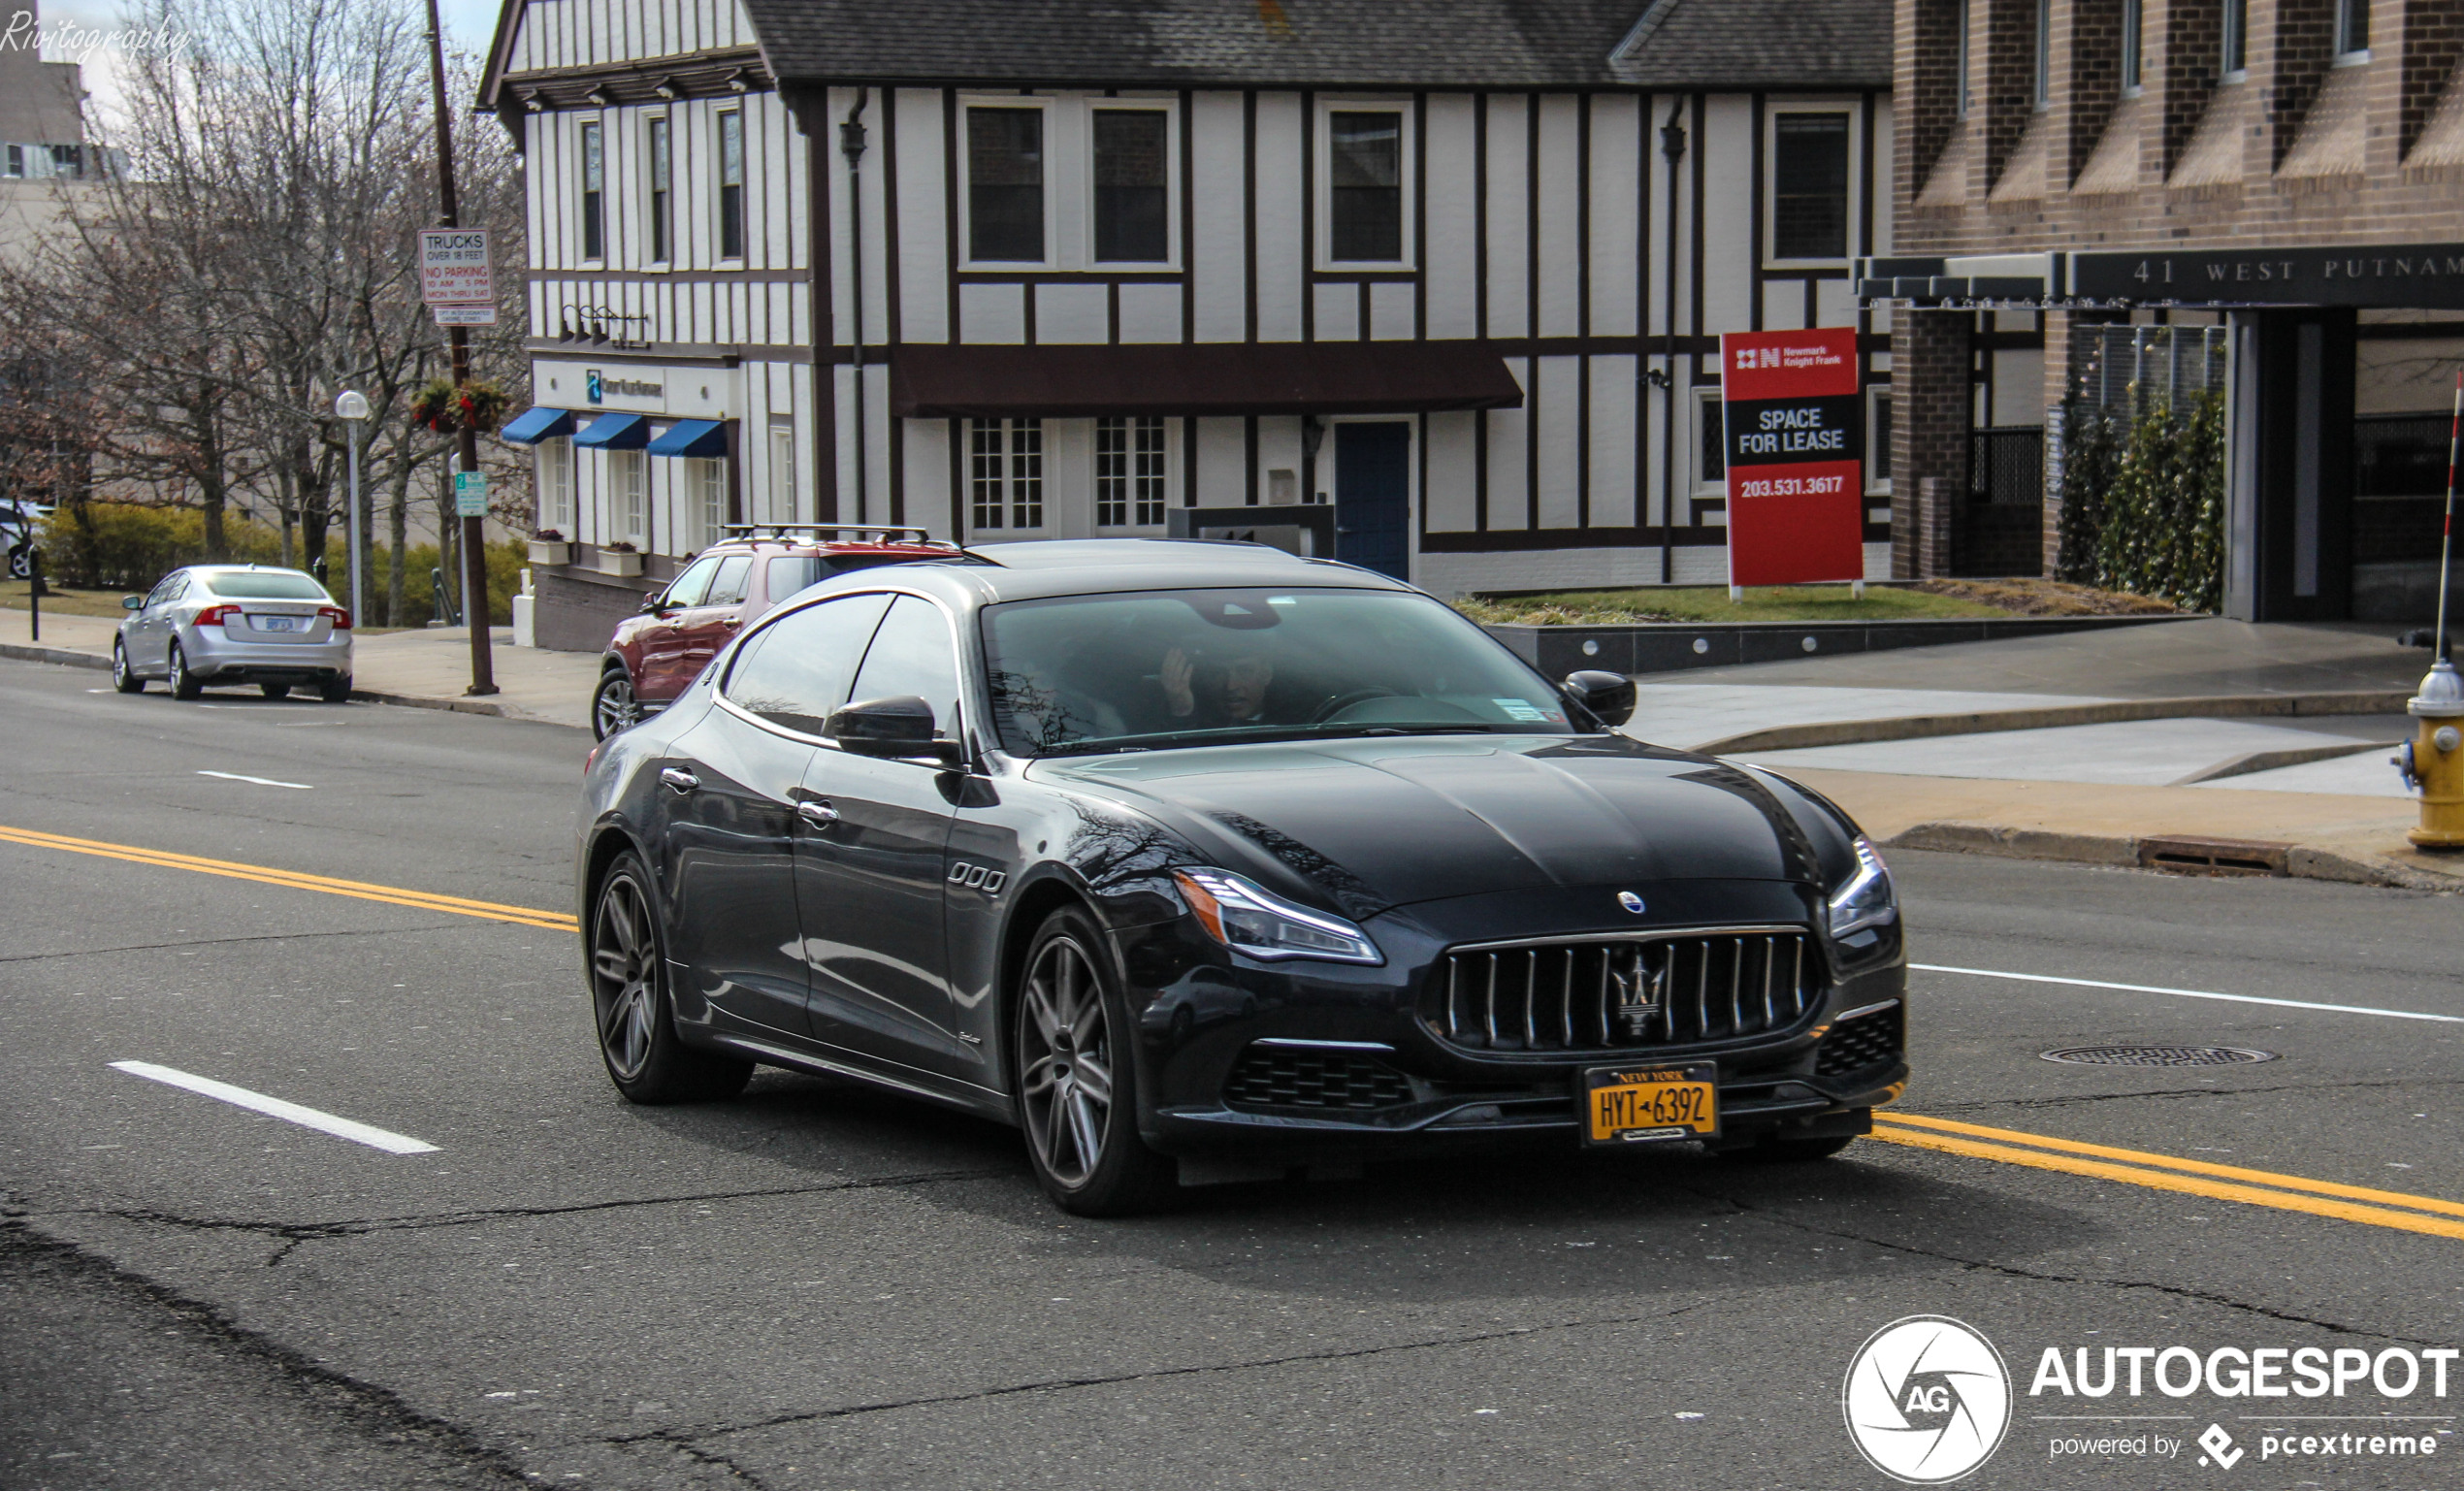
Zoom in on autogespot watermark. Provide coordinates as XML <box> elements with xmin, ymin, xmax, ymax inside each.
<box><xmin>0</xmin><ymin>8</ymin><xmax>190</xmax><ymax>62</ymax></box>
<box><xmin>1846</xmin><ymin>1321</ymin><xmax>2461</xmax><ymax>1480</ymax></box>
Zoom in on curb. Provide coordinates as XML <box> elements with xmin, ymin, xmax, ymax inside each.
<box><xmin>1694</xmin><ymin>691</ymin><xmax>2415</xmax><ymax>756</ymax></box>
<box><xmin>1883</xmin><ymin>821</ymin><xmax>2463</xmax><ymax>893</ymax></box>
<box><xmin>1484</xmin><ymin>612</ymin><xmax>2189</xmax><ymax>678</ymax></box>
<box><xmin>2</xmin><ymin>643</ymin><xmax>586</xmax><ymax>730</ymax></box>
<box><xmin>0</xmin><ymin>641</ymin><xmax>110</xmax><ymax>671</ymax></box>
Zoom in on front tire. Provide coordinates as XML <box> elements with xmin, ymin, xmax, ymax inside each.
<box><xmin>587</xmin><ymin>852</ymin><xmax>752</xmax><ymax>1104</ymax></box>
<box><xmin>167</xmin><ymin>640</ymin><xmax>203</xmax><ymax>699</ymax></box>
<box><xmin>1014</xmin><ymin>907</ymin><xmax>1176</xmax><ymax>1216</ymax></box>
<box><xmin>112</xmin><ymin>640</ymin><xmax>145</xmax><ymax>694</ymax></box>
<box><xmin>592</xmin><ymin>668</ymin><xmax>640</xmax><ymax>740</ymax></box>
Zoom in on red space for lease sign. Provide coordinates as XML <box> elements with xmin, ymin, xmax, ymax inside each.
<box><xmin>1718</xmin><ymin>328</ymin><xmax>1865</xmax><ymax>588</ymax></box>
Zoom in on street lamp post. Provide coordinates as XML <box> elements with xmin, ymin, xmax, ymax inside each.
<box><xmin>335</xmin><ymin>391</ymin><xmax>371</xmax><ymax>631</ymax></box>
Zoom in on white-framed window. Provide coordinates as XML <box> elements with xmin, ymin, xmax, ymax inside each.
<box><xmin>717</xmin><ymin>110</ymin><xmax>746</xmax><ymax>260</ymax></box>
<box><xmin>1087</xmin><ymin>103</ymin><xmax>1176</xmax><ymax>268</ymax></box>
<box><xmin>2121</xmin><ymin>0</ymin><xmax>2145</xmax><ymax>92</ymax></box>
<box><xmin>677</xmin><ymin>456</ymin><xmax>726</xmax><ymax>553</ymax></box>
<box><xmin>2221</xmin><ymin>0</ymin><xmax>2248</xmax><ymax>79</ymax></box>
<box><xmin>1318</xmin><ymin>101</ymin><xmax>1412</xmax><ymax>268</ymax></box>
<box><xmin>1955</xmin><ymin>0</ymin><xmax>1973</xmax><ymax>118</ymax></box>
<box><xmin>579</xmin><ymin>118</ymin><xmax>604</xmax><ymax>262</ymax></box>
<box><xmin>1766</xmin><ymin>107</ymin><xmax>1857</xmax><ymax>265</ymax></box>
<box><xmin>2333</xmin><ymin>0</ymin><xmax>2370</xmax><ymax>60</ymax></box>
<box><xmin>1693</xmin><ymin>387</ymin><xmax>1728</xmax><ymax>497</ymax></box>
<box><xmin>646</xmin><ymin>113</ymin><xmax>672</xmax><ymax>264</ymax></box>
<box><xmin>2032</xmin><ymin>0</ymin><xmax>2053</xmax><ymax>109</ymax></box>
<box><xmin>537</xmin><ymin>438</ymin><xmax>574</xmax><ymax>532</ymax></box>
<box><xmin>969</xmin><ymin>419</ymin><xmax>1044</xmax><ymax>530</ymax></box>
<box><xmin>767</xmin><ymin>425</ymin><xmax>795</xmax><ymax>525</ymax></box>
<box><xmin>614</xmin><ymin>450</ymin><xmax>647</xmax><ymax>543</ymax></box>
<box><xmin>1095</xmin><ymin>415</ymin><xmax>1168</xmax><ymax>528</ymax></box>
<box><xmin>961</xmin><ymin>99</ymin><xmax>1052</xmax><ymax>267</ymax></box>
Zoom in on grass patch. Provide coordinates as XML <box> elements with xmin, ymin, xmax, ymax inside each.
<box><xmin>1454</xmin><ymin>584</ymin><xmax>2010</xmax><ymax>627</ymax></box>
<box><xmin>0</xmin><ymin>579</ymin><xmax>147</xmax><ymax>620</ymax></box>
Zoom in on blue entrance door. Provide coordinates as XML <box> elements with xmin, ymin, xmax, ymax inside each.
<box><xmin>1334</xmin><ymin>422</ymin><xmax>1410</xmax><ymax>580</ymax></box>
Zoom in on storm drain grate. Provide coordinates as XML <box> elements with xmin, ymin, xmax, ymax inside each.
<box><xmin>2039</xmin><ymin>1045</ymin><xmax>2277</xmax><ymax>1067</ymax></box>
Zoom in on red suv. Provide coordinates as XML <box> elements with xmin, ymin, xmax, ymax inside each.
<box><xmin>592</xmin><ymin>524</ymin><xmax>958</xmax><ymax>738</ymax></box>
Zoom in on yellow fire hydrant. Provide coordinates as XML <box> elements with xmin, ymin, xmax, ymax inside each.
<box><xmin>2400</xmin><ymin>658</ymin><xmax>2464</xmax><ymax>850</ymax></box>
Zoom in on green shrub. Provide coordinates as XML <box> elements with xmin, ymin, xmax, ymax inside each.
<box><xmin>40</xmin><ymin>502</ymin><xmax>524</xmax><ymax>625</ymax></box>
<box><xmin>2052</xmin><ymin>390</ymin><xmax>2221</xmax><ymax>613</ymax></box>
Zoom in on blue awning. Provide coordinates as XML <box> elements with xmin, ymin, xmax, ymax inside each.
<box><xmin>571</xmin><ymin>412</ymin><xmax>649</xmax><ymax>450</ymax></box>
<box><xmin>499</xmin><ymin>406</ymin><xmax>578</xmax><ymax>444</ymax></box>
<box><xmin>645</xmin><ymin>418</ymin><xmax>729</xmax><ymax>458</ymax></box>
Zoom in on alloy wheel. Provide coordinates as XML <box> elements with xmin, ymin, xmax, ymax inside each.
<box><xmin>595</xmin><ymin>672</ymin><xmax>640</xmax><ymax>738</ymax></box>
<box><xmin>1018</xmin><ymin>934</ymin><xmax>1117</xmax><ymax>1187</ymax></box>
<box><xmin>592</xmin><ymin>872</ymin><xmax>659</xmax><ymax>1081</ymax></box>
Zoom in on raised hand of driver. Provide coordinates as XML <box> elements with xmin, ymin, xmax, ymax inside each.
<box><xmin>1161</xmin><ymin>647</ymin><xmax>1194</xmax><ymax>718</ymax></box>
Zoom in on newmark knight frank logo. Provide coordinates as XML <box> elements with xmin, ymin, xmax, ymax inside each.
<box><xmin>1844</xmin><ymin>1315</ymin><xmax>2014</xmax><ymax>1483</ymax></box>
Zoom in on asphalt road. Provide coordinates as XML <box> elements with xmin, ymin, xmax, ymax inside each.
<box><xmin>2</xmin><ymin>655</ymin><xmax>2459</xmax><ymax>1491</ymax></box>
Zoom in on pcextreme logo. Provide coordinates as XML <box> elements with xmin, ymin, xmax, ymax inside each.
<box><xmin>1843</xmin><ymin>1315</ymin><xmax>2015</xmax><ymax>1483</ymax></box>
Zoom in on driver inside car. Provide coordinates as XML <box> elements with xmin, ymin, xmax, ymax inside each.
<box><xmin>1160</xmin><ymin>644</ymin><xmax>1282</xmax><ymax>727</ymax></box>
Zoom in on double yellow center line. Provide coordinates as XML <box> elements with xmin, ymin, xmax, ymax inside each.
<box><xmin>6</xmin><ymin>823</ymin><xmax>2459</xmax><ymax>1242</ymax></box>
<box><xmin>1873</xmin><ymin>1112</ymin><xmax>2464</xmax><ymax>1243</ymax></box>
<box><xmin>0</xmin><ymin>825</ymin><xmax>579</xmax><ymax>933</ymax></box>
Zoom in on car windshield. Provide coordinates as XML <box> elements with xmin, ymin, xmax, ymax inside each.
<box><xmin>201</xmin><ymin>570</ymin><xmax>331</xmax><ymax>600</ymax></box>
<box><xmin>982</xmin><ymin>586</ymin><xmax>1576</xmax><ymax>756</ymax></box>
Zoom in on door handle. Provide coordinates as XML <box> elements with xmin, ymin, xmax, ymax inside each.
<box><xmin>659</xmin><ymin>766</ymin><xmax>699</xmax><ymax>793</ymax></box>
<box><xmin>795</xmin><ymin>798</ymin><xmax>840</xmax><ymax>827</ymax></box>
<box><xmin>719</xmin><ymin>616</ymin><xmax>742</xmax><ymax>628</ymax></box>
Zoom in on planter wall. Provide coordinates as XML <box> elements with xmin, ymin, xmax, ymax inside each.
<box><xmin>1482</xmin><ymin>613</ymin><xmax>2192</xmax><ymax>679</ymax></box>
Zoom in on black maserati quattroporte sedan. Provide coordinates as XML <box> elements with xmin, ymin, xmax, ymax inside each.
<box><xmin>576</xmin><ymin>541</ymin><xmax>1907</xmax><ymax>1215</ymax></box>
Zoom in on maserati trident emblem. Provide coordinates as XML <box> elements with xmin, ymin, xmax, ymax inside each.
<box><xmin>1608</xmin><ymin>946</ymin><xmax>1667</xmax><ymax>1037</ymax></box>
<box><xmin>1617</xmin><ymin>891</ymin><xmax>1646</xmax><ymax>914</ymax></box>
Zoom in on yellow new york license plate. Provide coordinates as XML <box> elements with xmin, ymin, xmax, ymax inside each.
<box><xmin>1582</xmin><ymin>1062</ymin><xmax>1719</xmax><ymax>1146</ymax></box>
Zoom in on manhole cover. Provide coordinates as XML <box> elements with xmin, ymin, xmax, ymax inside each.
<box><xmin>2039</xmin><ymin>1045</ymin><xmax>2277</xmax><ymax>1067</ymax></box>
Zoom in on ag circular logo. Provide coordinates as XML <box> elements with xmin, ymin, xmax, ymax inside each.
<box><xmin>1842</xmin><ymin>1315</ymin><xmax>2012</xmax><ymax>1484</ymax></box>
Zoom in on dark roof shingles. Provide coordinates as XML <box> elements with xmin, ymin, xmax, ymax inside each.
<box><xmin>734</xmin><ymin>0</ymin><xmax>1889</xmax><ymax>90</ymax></box>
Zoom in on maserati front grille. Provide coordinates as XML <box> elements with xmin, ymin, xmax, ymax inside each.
<box><xmin>1426</xmin><ymin>930</ymin><xmax>1822</xmax><ymax>1053</ymax></box>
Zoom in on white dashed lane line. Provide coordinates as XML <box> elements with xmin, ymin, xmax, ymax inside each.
<box><xmin>109</xmin><ymin>1060</ymin><xmax>439</xmax><ymax>1154</ymax></box>
<box><xmin>1914</xmin><ymin>963</ymin><xmax>2464</xmax><ymax>1024</ymax></box>
<box><xmin>196</xmin><ymin>770</ymin><xmax>314</xmax><ymax>790</ymax></box>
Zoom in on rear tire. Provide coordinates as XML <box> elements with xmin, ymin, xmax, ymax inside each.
<box><xmin>587</xmin><ymin>852</ymin><xmax>753</xmax><ymax>1104</ymax></box>
<box><xmin>167</xmin><ymin>641</ymin><xmax>203</xmax><ymax>699</ymax></box>
<box><xmin>112</xmin><ymin>640</ymin><xmax>145</xmax><ymax>694</ymax></box>
<box><xmin>318</xmin><ymin>674</ymin><xmax>352</xmax><ymax>703</ymax></box>
<box><xmin>259</xmin><ymin>681</ymin><xmax>292</xmax><ymax>699</ymax></box>
<box><xmin>1013</xmin><ymin>906</ymin><xmax>1177</xmax><ymax>1216</ymax></box>
<box><xmin>592</xmin><ymin>668</ymin><xmax>640</xmax><ymax>740</ymax></box>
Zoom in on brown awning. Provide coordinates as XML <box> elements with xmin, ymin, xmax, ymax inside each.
<box><xmin>890</xmin><ymin>340</ymin><xmax>1526</xmax><ymax>420</ymax></box>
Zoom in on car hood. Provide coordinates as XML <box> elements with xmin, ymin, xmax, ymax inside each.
<box><xmin>1032</xmin><ymin>733</ymin><xmax>1840</xmax><ymax>919</ymax></box>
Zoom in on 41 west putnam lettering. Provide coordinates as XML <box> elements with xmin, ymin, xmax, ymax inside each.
<box><xmin>1717</xmin><ymin>328</ymin><xmax>1865</xmax><ymax>587</ymax></box>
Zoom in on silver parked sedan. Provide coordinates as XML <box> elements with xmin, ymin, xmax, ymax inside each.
<box><xmin>113</xmin><ymin>565</ymin><xmax>354</xmax><ymax>701</ymax></box>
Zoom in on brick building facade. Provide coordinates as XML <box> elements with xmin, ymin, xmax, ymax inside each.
<box><xmin>1874</xmin><ymin>0</ymin><xmax>2464</xmax><ymax>620</ymax></box>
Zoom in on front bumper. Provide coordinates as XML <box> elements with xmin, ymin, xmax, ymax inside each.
<box><xmin>1119</xmin><ymin>880</ymin><xmax>1908</xmax><ymax>1160</ymax></box>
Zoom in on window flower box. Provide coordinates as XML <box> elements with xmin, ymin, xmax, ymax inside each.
<box><xmin>593</xmin><ymin>547</ymin><xmax>641</xmax><ymax>577</ymax></box>
<box><xmin>527</xmin><ymin>538</ymin><xmax>574</xmax><ymax>566</ymax></box>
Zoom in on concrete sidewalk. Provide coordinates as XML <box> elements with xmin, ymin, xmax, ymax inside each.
<box><xmin>1</xmin><ymin>609</ymin><xmax>598</xmax><ymax>730</ymax></box>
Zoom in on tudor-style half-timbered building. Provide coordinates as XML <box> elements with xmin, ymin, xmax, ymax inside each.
<box><xmin>479</xmin><ymin>0</ymin><xmax>1896</xmax><ymax>649</ymax></box>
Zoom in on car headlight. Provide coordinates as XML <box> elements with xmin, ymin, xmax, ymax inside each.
<box><xmin>1826</xmin><ymin>836</ymin><xmax>1897</xmax><ymax>940</ymax></box>
<box><xmin>1172</xmin><ymin>868</ymin><xmax>1383</xmax><ymax>965</ymax></box>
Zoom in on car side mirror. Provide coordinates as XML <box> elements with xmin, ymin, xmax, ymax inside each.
<box><xmin>824</xmin><ymin>695</ymin><xmax>963</xmax><ymax>766</ymax></box>
<box><xmin>638</xmin><ymin>593</ymin><xmax>666</xmax><ymax>615</ymax></box>
<box><xmin>1560</xmin><ymin>669</ymin><xmax>1637</xmax><ymax>729</ymax></box>
<box><xmin>122</xmin><ymin>595</ymin><xmax>145</xmax><ymax>610</ymax></box>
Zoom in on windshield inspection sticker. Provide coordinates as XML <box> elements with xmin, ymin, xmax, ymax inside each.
<box><xmin>1492</xmin><ymin>698</ymin><xmax>1549</xmax><ymax>722</ymax></box>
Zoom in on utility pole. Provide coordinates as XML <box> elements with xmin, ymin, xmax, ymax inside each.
<box><xmin>421</xmin><ymin>0</ymin><xmax>496</xmax><ymax>695</ymax></box>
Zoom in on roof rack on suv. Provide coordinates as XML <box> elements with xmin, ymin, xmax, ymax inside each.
<box><xmin>720</xmin><ymin>522</ymin><xmax>954</xmax><ymax>547</ymax></box>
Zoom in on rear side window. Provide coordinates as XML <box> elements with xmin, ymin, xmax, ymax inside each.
<box><xmin>704</xmin><ymin>555</ymin><xmax>754</xmax><ymax>607</ymax></box>
<box><xmin>846</xmin><ymin>596</ymin><xmax>963</xmax><ymax>739</ymax></box>
<box><xmin>201</xmin><ymin>571</ymin><xmax>329</xmax><ymax>600</ymax></box>
<box><xmin>765</xmin><ymin>556</ymin><xmax>823</xmax><ymax>599</ymax></box>
<box><xmin>723</xmin><ymin>593</ymin><xmax>893</xmax><ymax>735</ymax></box>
